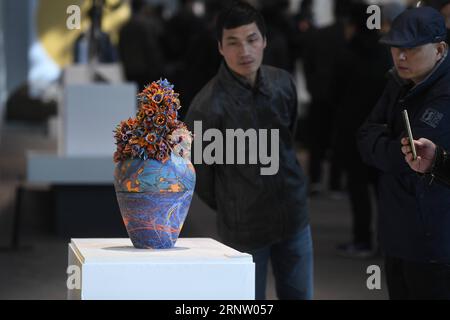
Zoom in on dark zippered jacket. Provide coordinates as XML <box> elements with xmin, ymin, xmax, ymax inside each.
<box><xmin>358</xmin><ymin>51</ymin><xmax>450</xmax><ymax>263</ymax></box>
<box><xmin>432</xmin><ymin>145</ymin><xmax>450</xmax><ymax>187</ymax></box>
<box><xmin>185</xmin><ymin>63</ymin><xmax>309</xmax><ymax>251</ymax></box>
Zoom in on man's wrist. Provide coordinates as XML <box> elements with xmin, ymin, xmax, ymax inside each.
<box><xmin>430</xmin><ymin>145</ymin><xmax>446</xmax><ymax>176</ymax></box>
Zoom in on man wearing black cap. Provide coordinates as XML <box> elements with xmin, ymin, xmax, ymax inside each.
<box><xmin>358</xmin><ymin>6</ymin><xmax>450</xmax><ymax>299</ymax></box>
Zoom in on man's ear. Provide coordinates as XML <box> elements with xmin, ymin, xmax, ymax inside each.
<box><xmin>436</xmin><ymin>41</ymin><xmax>448</xmax><ymax>60</ymax></box>
<box><xmin>218</xmin><ymin>41</ymin><xmax>224</xmax><ymax>56</ymax></box>
<box><xmin>263</xmin><ymin>36</ymin><xmax>267</xmax><ymax>49</ymax></box>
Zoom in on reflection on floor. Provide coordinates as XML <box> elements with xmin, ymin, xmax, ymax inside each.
<box><xmin>0</xmin><ymin>122</ymin><xmax>388</xmax><ymax>300</ymax></box>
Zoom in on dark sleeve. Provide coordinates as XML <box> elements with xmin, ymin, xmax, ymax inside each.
<box><xmin>409</xmin><ymin>97</ymin><xmax>450</xmax><ymax>186</ymax></box>
<box><xmin>184</xmin><ymin>96</ymin><xmax>218</xmax><ymax>211</ymax></box>
<box><xmin>357</xmin><ymin>85</ymin><xmax>411</xmax><ymax>174</ymax></box>
<box><xmin>359</xmin><ymin>91</ymin><xmax>450</xmax><ymax>175</ymax></box>
<box><xmin>432</xmin><ymin>146</ymin><xmax>450</xmax><ymax>187</ymax></box>
<box><xmin>287</xmin><ymin>75</ymin><xmax>299</xmax><ymax>136</ymax></box>
<box><xmin>422</xmin><ymin>96</ymin><xmax>450</xmax><ymax>186</ymax></box>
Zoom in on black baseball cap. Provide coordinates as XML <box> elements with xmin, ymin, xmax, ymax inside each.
<box><xmin>379</xmin><ymin>6</ymin><xmax>447</xmax><ymax>48</ymax></box>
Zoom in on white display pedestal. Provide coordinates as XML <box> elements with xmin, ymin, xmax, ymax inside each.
<box><xmin>26</xmin><ymin>152</ymin><xmax>114</xmax><ymax>184</ymax></box>
<box><xmin>61</xmin><ymin>83</ymin><xmax>136</xmax><ymax>157</ymax></box>
<box><xmin>27</xmin><ymin>64</ymin><xmax>136</xmax><ymax>183</ymax></box>
<box><xmin>67</xmin><ymin>238</ymin><xmax>255</xmax><ymax>300</ymax></box>
<box><xmin>24</xmin><ymin>74</ymin><xmax>137</xmax><ymax>236</ymax></box>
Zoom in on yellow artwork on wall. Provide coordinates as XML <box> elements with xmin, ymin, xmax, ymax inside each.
<box><xmin>36</xmin><ymin>0</ymin><xmax>130</xmax><ymax>67</ymax></box>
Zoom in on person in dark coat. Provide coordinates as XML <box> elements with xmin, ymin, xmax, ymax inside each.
<box><xmin>177</xmin><ymin>0</ymin><xmax>225</xmax><ymax>119</ymax></box>
<box><xmin>357</xmin><ymin>7</ymin><xmax>450</xmax><ymax>299</ymax></box>
<box><xmin>163</xmin><ymin>0</ymin><xmax>206</xmax><ymax>95</ymax></box>
<box><xmin>118</xmin><ymin>0</ymin><xmax>165</xmax><ymax>91</ymax></box>
<box><xmin>401</xmin><ymin>137</ymin><xmax>450</xmax><ymax>187</ymax></box>
<box><xmin>302</xmin><ymin>0</ymin><xmax>352</xmax><ymax>194</ymax></box>
<box><xmin>184</xmin><ymin>1</ymin><xmax>312</xmax><ymax>300</ymax></box>
<box><xmin>164</xmin><ymin>0</ymin><xmax>206</xmax><ymax>63</ymax></box>
<box><xmin>74</xmin><ymin>1</ymin><xmax>118</xmax><ymax>63</ymax></box>
<box><xmin>260</xmin><ymin>0</ymin><xmax>298</xmax><ymax>73</ymax></box>
<box><xmin>333</xmin><ymin>3</ymin><xmax>391</xmax><ymax>258</ymax></box>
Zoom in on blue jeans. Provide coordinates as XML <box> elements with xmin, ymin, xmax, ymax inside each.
<box><xmin>248</xmin><ymin>225</ymin><xmax>314</xmax><ymax>300</ymax></box>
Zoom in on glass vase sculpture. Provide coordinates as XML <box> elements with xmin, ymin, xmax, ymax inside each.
<box><xmin>114</xmin><ymin>154</ymin><xmax>195</xmax><ymax>249</ymax></box>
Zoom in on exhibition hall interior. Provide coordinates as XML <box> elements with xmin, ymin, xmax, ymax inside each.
<box><xmin>0</xmin><ymin>0</ymin><xmax>434</xmax><ymax>300</ymax></box>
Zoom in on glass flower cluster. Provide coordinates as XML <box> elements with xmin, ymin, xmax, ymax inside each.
<box><xmin>114</xmin><ymin>79</ymin><xmax>192</xmax><ymax>163</ymax></box>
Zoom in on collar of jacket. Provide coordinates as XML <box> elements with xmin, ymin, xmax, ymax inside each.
<box><xmin>217</xmin><ymin>62</ymin><xmax>272</xmax><ymax>98</ymax></box>
<box><xmin>388</xmin><ymin>48</ymin><xmax>450</xmax><ymax>100</ymax></box>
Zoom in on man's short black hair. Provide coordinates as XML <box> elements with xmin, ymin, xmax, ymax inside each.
<box><xmin>425</xmin><ymin>0</ymin><xmax>450</xmax><ymax>11</ymax></box>
<box><xmin>215</xmin><ymin>0</ymin><xmax>267</xmax><ymax>43</ymax></box>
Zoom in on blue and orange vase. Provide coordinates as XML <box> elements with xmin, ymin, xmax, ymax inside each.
<box><xmin>114</xmin><ymin>154</ymin><xmax>195</xmax><ymax>249</ymax></box>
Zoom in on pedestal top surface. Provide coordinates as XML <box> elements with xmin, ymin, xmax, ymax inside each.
<box><xmin>70</xmin><ymin>238</ymin><xmax>252</xmax><ymax>264</ymax></box>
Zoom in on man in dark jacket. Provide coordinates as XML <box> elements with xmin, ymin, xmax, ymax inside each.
<box><xmin>184</xmin><ymin>1</ymin><xmax>311</xmax><ymax>300</ymax></box>
<box><xmin>358</xmin><ymin>7</ymin><xmax>450</xmax><ymax>299</ymax></box>
<box><xmin>118</xmin><ymin>0</ymin><xmax>165</xmax><ymax>91</ymax></box>
<box><xmin>401</xmin><ymin>137</ymin><xmax>450</xmax><ymax>187</ymax></box>
<box><xmin>334</xmin><ymin>2</ymin><xmax>391</xmax><ymax>258</ymax></box>
<box><xmin>302</xmin><ymin>0</ymin><xmax>350</xmax><ymax>195</ymax></box>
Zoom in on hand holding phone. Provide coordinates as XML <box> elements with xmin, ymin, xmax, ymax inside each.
<box><xmin>402</xmin><ymin>109</ymin><xmax>417</xmax><ymax>160</ymax></box>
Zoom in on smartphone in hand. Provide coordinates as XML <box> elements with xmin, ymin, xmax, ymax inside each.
<box><xmin>402</xmin><ymin>109</ymin><xmax>417</xmax><ymax>160</ymax></box>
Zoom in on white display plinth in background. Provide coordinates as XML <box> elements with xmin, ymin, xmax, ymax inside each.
<box><xmin>67</xmin><ymin>238</ymin><xmax>255</xmax><ymax>300</ymax></box>
<box><xmin>26</xmin><ymin>151</ymin><xmax>114</xmax><ymax>184</ymax></box>
<box><xmin>26</xmin><ymin>77</ymin><xmax>136</xmax><ymax>184</ymax></box>
<box><xmin>62</xmin><ymin>83</ymin><xmax>136</xmax><ymax>157</ymax></box>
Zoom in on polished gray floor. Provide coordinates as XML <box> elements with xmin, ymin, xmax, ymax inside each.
<box><xmin>0</xmin><ymin>122</ymin><xmax>388</xmax><ymax>300</ymax></box>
